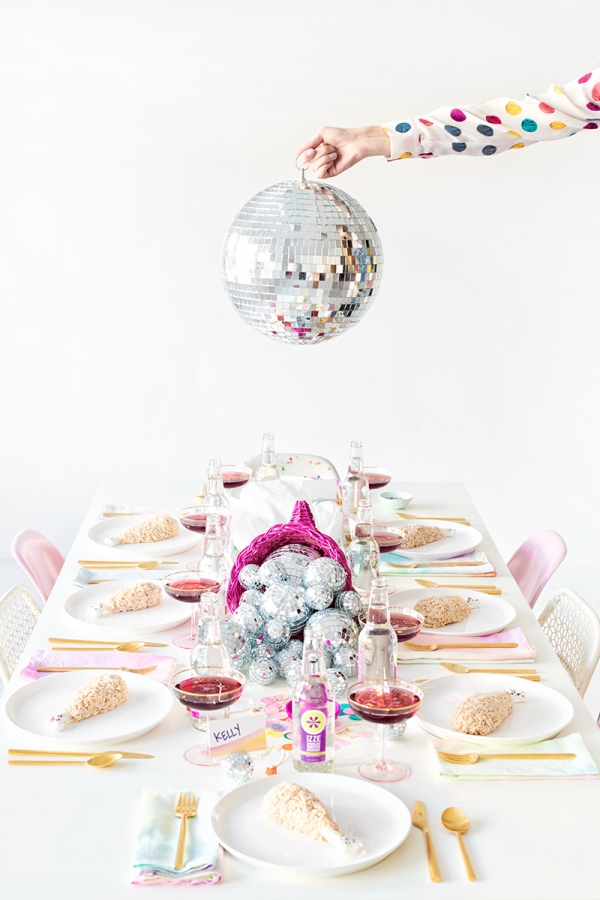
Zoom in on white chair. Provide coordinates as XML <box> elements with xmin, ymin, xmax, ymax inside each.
<box><xmin>245</xmin><ymin>452</ymin><xmax>340</xmax><ymax>481</ymax></box>
<box><xmin>0</xmin><ymin>586</ymin><xmax>41</xmax><ymax>685</ymax></box>
<box><xmin>537</xmin><ymin>588</ymin><xmax>600</xmax><ymax>696</ymax></box>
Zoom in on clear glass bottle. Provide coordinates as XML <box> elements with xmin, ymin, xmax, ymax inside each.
<box><xmin>202</xmin><ymin>458</ymin><xmax>232</xmax><ymax>552</ymax></box>
<box><xmin>189</xmin><ymin>594</ymin><xmax>229</xmax><ymax>670</ymax></box>
<box><xmin>347</xmin><ymin>498</ymin><xmax>381</xmax><ymax>595</ymax></box>
<box><xmin>292</xmin><ymin>626</ymin><xmax>335</xmax><ymax>773</ymax></box>
<box><xmin>358</xmin><ymin>576</ymin><xmax>398</xmax><ymax>682</ymax></box>
<box><xmin>196</xmin><ymin>513</ymin><xmax>233</xmax><ymax>619</ymax></box>
<box><xmin>341</xmin><ymin>440</ymin><xmax>369</xmax><ymax>548</ymax></box>
<box><xmin>255</xmin><ymin>432</ymin><xmax>280</xmax><ymax>482</ymax></box>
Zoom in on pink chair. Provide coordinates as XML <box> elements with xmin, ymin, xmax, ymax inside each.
<box><xmin>11</xmin><ymin>530</ymin><xmax>65</xmax><ymax>603</ymax></box>
<box><xmin>507</xmin><ymin>530</ymin><xmax>567</xmax><ymax>608</ymax></box>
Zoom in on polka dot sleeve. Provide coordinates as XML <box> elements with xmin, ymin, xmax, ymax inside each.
<box><xmin>382</xmin><ymin>68</ymin><xmax>600</xmax><ymax>161</ymax></box>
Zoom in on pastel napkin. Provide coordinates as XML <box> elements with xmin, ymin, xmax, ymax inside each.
<box><xmin>397</xmin><ymin>627</ymin><xmax>535</xmax><ymax>662</ymax></box>
<box><xmin>380</xmin><ymin>550</ymin><xmax>496</xmax><ymax>577</ymax></box>
<box><xmin>97</xmin><ymin>504</ymin><xmax>161</xmax><ymax>519</ymax></box>
<box><xmin>432</xmin><ymin>734</ymin><xmax>598</xmax><ymax>779</ymax></box>
<box><xmin>21</xmin><ymin>650</ymin><xmax>177</xmax><ymax>684</ymax></box>
<box><xmin>73</xmin><ymin>567</ymin><xmax>165</xmax><ymax>588</ymax></box>
<box><xmin>131</xmin><ymin>789</ymin><xmax>221</xmax><ymax>885</ymax></box>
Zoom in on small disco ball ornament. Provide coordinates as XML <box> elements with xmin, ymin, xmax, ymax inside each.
<box><xmin>258</xmin><ymin>558</ymin><xmax>288</xmax><ymax>587</ymax></box>
<box><xmin>275</xmin><ymin>647</ymin><xmax>295</xmax><ymax>676</ymax></box>
<box><xmin>304</xmin><ymin>558</ymin><xmax>347</xmax><ymax>593</ymax></box>
<box><xmin>325</xmin><ymin>668</ymin><xmax>348</xmax><ymax>698</ymax></box>
<box><xmin>241</xmin><ymin>588</ymin><xmax>263</xmax><ymax>608</ymax></box>
<box><xmin>307</xmin><ymin>609</ymin><xmax>359</xmax><ymax>651</ymax></box>
<box><xmin>287</xmin><ymin>639</ymin><xmax>305</xmax><ymax>660</ymax></box>
<box><xmin>263</xmin><ymin>617</ymin><xmax>291</xmax><ymax>650</ymax></box>
<box><xmin>248</xmin><ymin>656</ymin><xmax>277</xmax><ymax>686</ymax></box>
<box><xmin>304</xmin><ymin>582</ymin><xmax>334</xmax><ymax>611</ymax></box>
<box><xmin>239</xmin><ymin>564</ymin><xmax>261</xmax><ymax>590</ymax></box>
<box><xmin>332</xmin><ymin>644</ymin><xmax>358</xmax><ymax>678</ymax></box>
<box><xmin>261</xmin><ymin>583</ymin><xmax>307</xmax><ymax>626</ymax></box>
<box><xmin>220</xmin><ymin>620</ymin><xmax>245</xmax><ymax>655</ymax></box>
<box><xmin>335</xmin><ymin>589</ymin><xmax>364</xmax><ymax>618</ymax></box>
<box><xmin>376</xmin><ymin>722</ymin><xmax>407</xmax><ymax>741</ymax></box>
<box><xmin>266</xmin><ymin>547</ymin><xmax>316</xmax><ymax>587</ymax></box>
<box><xmin>232</xmin><ymin>604</ymin><xmax>264</xmax><ymax>637</ymax></box>
<box><xmin>222</xmin><ymin>170</ymin><xmax>383</xmax><ymax>345</ymax></box>
<box><xmin>220</xmin><ymin>751</ymin><xmax>254</xmax><ymax>785</ymax></box>
<box><xmin>284</xmin><ymin>658</ymin><xmax>303</xmax><ymax>688</ymax></box>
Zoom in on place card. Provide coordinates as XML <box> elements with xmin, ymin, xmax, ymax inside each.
<box><xmin>208</xmin><ymin>711</ymin><xmax>267</xmax><ymax>757</ymax></box>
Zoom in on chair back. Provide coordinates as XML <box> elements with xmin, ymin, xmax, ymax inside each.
<box><xmin>507</xmin><ymin>530</ymin><xmax>567</xmax><ymax>608</ymax></box>
<box><xmin>0</xmin><ymin>586</ymin><xmax>41</xmax><ymax>684</ymax></box>
<box><xmin>245</xmin><ymin>452</ymin><xmax>340</xmax><ymax>480</ymax></box>
<box><xmin>11</xmin><ymin>530</ymin><xmax>65</xmax><ymax>603</ymax></box>
<box><xmin>538</xmin><ymin>588</ymin><xmax>600</xmax><ymax>696</ymax></box>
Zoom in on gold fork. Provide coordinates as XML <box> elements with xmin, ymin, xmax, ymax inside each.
<box><xmin>37</xmin><ymin>665</ymin><xmax>157</xmax><ymax>674</ymax></box>
<box><xmin>174</xmin><ymin>792</ymin><xmax>197</xmax><ymax>870</ymax></box>
<box><xmin>438</xmin><ymin>751</ymin><xmax>576</xmax><ymax>765</ymax></box>
<box><xmin>397</xmin><ymin>513</ymin><xmax>470</xmax><ymax>524</ymax></box>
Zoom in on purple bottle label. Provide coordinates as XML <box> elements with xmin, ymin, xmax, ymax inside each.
<box><xmin>299</xmin><ymin>702</ymin><xmax>328</xmax><ymax>763</ymax></box>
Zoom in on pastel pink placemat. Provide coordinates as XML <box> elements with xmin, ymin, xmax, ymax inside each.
<box><xmin>397</xmin><ymin>627</ymin><xmax>535</xmax><ymax>662</ymax></box>
<box><xmin>21</xmin><ymin>650</ymin><xmax>177</xmax><ymax>684</ymax></box>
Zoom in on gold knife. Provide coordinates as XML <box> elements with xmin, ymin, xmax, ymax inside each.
<box><xmin>9</xmin><ymin>749</ymin><xmax>154</xmax><ymax>758</ymax></box>
<box><xmin>412</xmin><ymin>801</ymin><xmax>442</xmax><ymax>882</ymax></box>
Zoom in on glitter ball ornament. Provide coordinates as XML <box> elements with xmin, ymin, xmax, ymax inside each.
<box><xmin>304</xmin><ymin>582</ymin><xmax>334</xmax><ymax>611</ymax></box>
<box><xmin>220</xmin><ymin>751</ymin><xmax>254</xmax><ymax>785</ymax></box>
<box><xmin>239</xmin><ymin>564</ymin><xmax>261</xmax><ymax>590</ymax></box>
<box><xmin>241</xmin><ymin>589</ymin><xmax>263</xmax><ymax>608</ymax></box>
<box><xmin>325</xmin><ymin>667</ymin><xmax>348</xmax><ymax>698</ymax></box>
<box><xmin>232</xmin><ymin>604</ymin><xmax>264</xmax><ymax>637</ymax></box>
<box><xmin>304</xmin><ymin>558</ymin><xmax>347</xmax><ymax>593</ymax></box>
<box><xmin>287</xmin><ymin>639</ymin><xmax>304</xmax><ymax>660</ymax></box>
<box><xmin>263</xmin><ymin>617</ymin><xmax>291</xmax><ymax>650</ymax></box>
<box><xmin>248</xmin><ymin>656</ymin><xmax>277</xmax><ymax>686</ymax></box>
<box><xmin>259</xmin><ymin>559</ymin><xmax>288</xmax><ymax>587</ymax></box>
<box><xmin>283</xmin><ymin>658</ymin><xmax>303</xmax><ymax>688</ymax></box>
<box><xmin>335</xmin><ymin>589</ymin><xmax>364</xmax><ymax>618</ymax></box>
<box><xmin>376</xmin><ymin>722</ymin><xmax>407</xmax><ymax>741</ymax></box>
<box><xmin>332</xmin><ymin>644</ymin><xmax>359</xmax><ymax>677</ymax></box>
<box><xmin>275</xmin><ymin>647</ymin><xmax>294</xmax><ymax>676</ymax></box>
<box><xmin>307</xmin><ymin>609</ymin><xmax>359</xmax><ymax>651</ymax></box>
<box><xmin>222</xmin><ymin>175</ymin><xmax>384</xmax><ymax>345</ymax></box>
<box><xmin>266</xmin><ymin>548</ymin><xmax>314</xmax><ymax>587</ymax></box>
<box><xmin>261</xmin><ymin>583</ymin><xmax>308</xmax><ymax>627</ymax></box>
<box><xmin>220</xmin><ymin>620</ymin><xmax>246</xmax><ymax>656</ymax></box>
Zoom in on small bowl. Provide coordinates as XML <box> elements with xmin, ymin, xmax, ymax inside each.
<box><xmin>379</xmin><ymin>491</ymin><xmax>413</xmax><ymax>511</ymax></box>
<box><xmin>363</xmin><ymin>466</ymin><xmax>393</xmax><ymax>490</ymax></box>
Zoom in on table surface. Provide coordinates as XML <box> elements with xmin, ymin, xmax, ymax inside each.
<box><xmin>1</xmin><ymin>480</ymin><xmax>599</xmax><ymax>899</ymax></box>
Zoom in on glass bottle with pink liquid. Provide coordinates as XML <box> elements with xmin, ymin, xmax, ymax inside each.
<box><xmin>292</xmin><ymin>625</ymin><xmax>335</xmax><ymax>773</ymax></box>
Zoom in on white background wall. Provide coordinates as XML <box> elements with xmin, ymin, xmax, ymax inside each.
<box><xmin>1</xmin><ymin>1</ymin><xmax>599</xmax><ymax>591</ymax></box>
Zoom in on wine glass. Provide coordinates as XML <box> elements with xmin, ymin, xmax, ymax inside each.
<box><xmin>363</xmin><ymin>466</ymin><xmax>393</xmax><ymax>490</ymax></box>
<box><xmin>372</xmin><ymin>526</ymin><xmax>404</xmax><ymax>554</ymax></box>
<box><xmin>359</xmin><ymin>606</ymin><xmax>424</xmax><ymax>644</ymax></box>
<box><xmin>220</xmin><ymin>464</ymin><xmax>252</xmax><ymax>490</ymax></box>
<box><xmin>171</xmin><ymin>666</ymin><xmax>245</xmax><ymax>767</ymax></box>
<box><xmin>177</xmin><ymin>505</ymin><xmax>230</xmax><ymax>570</ymax></box>
<box><xmin>347</xmin><ymin>678</ymin><xmax>423</xmax><ymax>782</ymax></box>
<box><xmin>163</xmin><ymin>570</ymin><xmax>222</xmax><ymax>650</ymax></box>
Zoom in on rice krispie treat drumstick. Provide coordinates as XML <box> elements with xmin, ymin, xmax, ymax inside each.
<box><xmin>397</xmin><ymin>524</ymin><xmax>452</xmax><ymax>550</ymax></box>
<box><xmin>87</xmin><ymin>581</ymin><xmax>162</xmax><ymax>619</ymax></box>
<box><xmin>262</xmin><ymin>782</ymin><xmax>362</xmax><ymax>856</ymax></box>
<box><xmin>107</xmin><ymin>514</ymin><xmax>179</xmax><ymax>546</ymax></box>
<box><xmin>45</xmin><ymin>673</ymin><xmax>129</xmax><ymax>732</ymax></box>
<box><xmin>452</xmin><ymin>689</ymin><xmax>526</xmax><ymax>736</ymax></box>
<box><xmin>414</xmin><ymin>594</ymin><xmax>479</xmax><ymax>628</ymax></box>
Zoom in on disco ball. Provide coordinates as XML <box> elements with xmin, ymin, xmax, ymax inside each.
<box><xmin>222</xmin><ymin>172</ymin><xmax>383</xmax><ymax>345</ymax></box>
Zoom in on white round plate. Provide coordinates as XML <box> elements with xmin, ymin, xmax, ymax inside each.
<box><xmin>62</xmin><ymin>580</ymin><xmax>190</xmax><ymax>637</ymax></box>
<box><xmin>383</xmin><ymin>519</ymin><xmax>482</xmax><ymax>560</ymax></box>
<box><xmin>211</xmin><ymin>773</ymin><xmax>412</xmax><ymax>879</ymax></box>
<box><xmin>87</xmin><ymin>515</ymin><xmax>198</xmax><ymax>558</ymax></box>
<box><xmin>3</xmin><ymin>670</ymin><xmax>173</xmax><ymax>750</ymax></box>
<box><xmin>416</xmin><ymin>673</ymin><xmax>573</xmax><ymax>748</ymax></box>
<box><xmin>392</xmin><ymin>588</ymin><xmax>516</xmax><ymax>636</ymax></box>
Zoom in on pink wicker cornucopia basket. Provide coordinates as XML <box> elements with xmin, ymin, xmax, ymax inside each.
<box><xmin>227</xmin><ymin>500</ymin><xmax>352</xmax><ymax>613</ymax></box>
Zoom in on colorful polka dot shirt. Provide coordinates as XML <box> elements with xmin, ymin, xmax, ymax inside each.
<box><xmin>383</xmin><ymin>68</ymin><xmax>600</xmax><ymax>161</ymax></box>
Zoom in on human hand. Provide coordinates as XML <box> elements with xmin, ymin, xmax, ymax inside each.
<box><xmin>296</xmin><ymin>126</ymin><xmax>390</xmax><ymax>179</ymax></box>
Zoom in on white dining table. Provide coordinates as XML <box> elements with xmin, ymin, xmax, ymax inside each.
<box><xmin>1</xmin><ymin>479</ymin><xmax>600</xmax><ymax>899</ymax></box>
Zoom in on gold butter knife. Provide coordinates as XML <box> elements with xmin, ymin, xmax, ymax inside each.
<box><xmin>412</xmin><ymin>801</ymin><xmax>442</xmax><ymax>882</ymax></box>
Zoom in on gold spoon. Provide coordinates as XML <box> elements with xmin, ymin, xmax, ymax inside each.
<box><xmin>8</xmin><ymin>752</ymin><xmax>124</xmax><ymax>768</ymax></box>
<box><xmin>415</xmin><ymin>579</ymin><xmax>501</xmax><ymax>594</ymax></box>
<box><xmin>441</xmin><ymin>808</ymin><xmax>476</xmax><ymax>881</ymax></box>
<box><xmin>37</xmin><ymin>665</ymin><xmax>158</xmax><ymax>674</ymax></box>
<box><xmin>441</xmin><ymin>662</ymin><xmax>539</xmax><ymax>679</ymax></box>
<box><xmin>397</xmin><ymin>513</ymin><xmax>469</xmax><ymax>524</ymax></box>
<box><xmin>50</xmin><ymin>641</ymin><xmax>146</xmax><ymax>653</ymax></box>
<box><xmin>405</xmin><ymin>641</ymin><xmax>518</xmax><ymax>651</ymax></box>
<box><xmin>49</xmin><ymin>638</ymin><xmax>167</xmax><ymax>647</ymax></box>
<box><xmin>77</xmin><ymin>561</ymin><xmax>175</xmax><ymax>570</ymax></box>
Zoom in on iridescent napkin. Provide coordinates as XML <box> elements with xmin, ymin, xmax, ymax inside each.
<box><xmin>73</xmin><ymin>567</ymin><xmax>165</xmax><ymax>588</ymax></box>
<box><xmin>380</xmin><ymin>550</ymin><xmax>495</xmax><ymax>577</ymax></box>
<box><xmin>131</xmin><ymin>790</ymin><xmax>221</xmax><ymax>885</ymax></box>
<box><xmin>397</xmin><ymin>627</ymin><xmax>535</xmax><ymax>663</ymax></box>
<box><xmin>21</xmin><ymin>650</ymin><xmax>177</xmax><ymax>684</ymax></box>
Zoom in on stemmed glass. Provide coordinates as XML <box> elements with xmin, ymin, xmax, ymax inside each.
<box><xmin>163</xmin><ymin>571</ymin><xmax>222</xmax><ymax>650</ymax></box>
<box><xmin>220</xmin><ymin>464</ymin><xmax>252</xmax><ymax>490</ymax></box>
<box><xmin>347</xmin><ymin>678</ymin><xmax>423</xmax><ymax>782</ymax></box>
<box><xmin>359</xmin><ymin>606</ymin><xmax>424</xmax><ymax>644</ymax></box>
<box><xmin>171</xmin><ymin>666</ymin><xmax>245</xmax><ymax>767</ymax></box>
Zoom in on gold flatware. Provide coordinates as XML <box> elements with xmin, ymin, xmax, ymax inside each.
<box><xmin>438</xmin><ymin>751</ymin><xmax>576</xmax><ymax>765</ymax></box>
<box><xmin>49</xmin><ymin>638</ymin><xmax>167</xmax><ymax>647</ymax></box>
<box><xmin>441</xmin><ymin>662</ymin><xmax>539</xmax><ymax>680</ymax></box>
<box><xmin>8</xmin><ymin>752</ymin><xmax>124</xmax><ymax>768</ymax></box>
<box><xmin>397</xmin><ymin>513</ymin><xmax>469</xmax><ymax>523</ymax></box>
<box><xmin>9</xmin><ymin>748</ymin><xmax>153</xmax><ymax>758</ymax></box>
<box><xmin>37</xmin><ymin>665</ymin><xmax>157</xmax><ymax>674</ymax></box>
<box><xmin>50</xmin><ymin>641</ymin><xmax>146</xmax><ymax>653</ymax></box>
<box><xmin>78</xmin><ymin>560</ymin><xmax>177</xmax><ymax>570</ymax></box>
<box><xmin>102</xmin><ymin>512</ymin><xmax>147</xmax><ymax>516</ymax></box>
<box><xmin>412</xmin><ymin>801</ymin><xmax>442</xmax><ymax>882</ymax></box>
<box><xmin>174</xmin><ymin>792</ymin><xmax>197</xmax><ymax>870</ymax></box>
<box><xmin>405</xmin><ymin>641</ymin><xmax>518</xmax><ymax>651</ymax></box>
<box><xmin>387</xmin><ymin>560</ymin><xmax>484</xmax><ymax>569</ymax></box>
<box><xmin>441</xmin><ymin>808</ymin><xmax>476</xmax><ymax>881</ymax></box>
<box><xmin>415</xmin><ymin>579</ymin><xmax>500</xmax><ymax>594</ymax></box>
